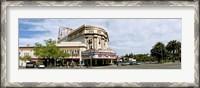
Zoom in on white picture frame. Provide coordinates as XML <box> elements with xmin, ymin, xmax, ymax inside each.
<box><xmin>1</xmin><ymin>0</ymin><xmax>199</xmax><ymax>87</ymax></box>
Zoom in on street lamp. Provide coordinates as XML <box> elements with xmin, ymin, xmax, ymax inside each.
<box><xmin>88</xmin><ymin>39</ymin><xmax>93</xmax><ymax>67</ymax></box>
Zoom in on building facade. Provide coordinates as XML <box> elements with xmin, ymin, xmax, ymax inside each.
<box><xmin>19</xmin><ymin>42</ymin><xmax>86</xmax><ymax>67</ymax></box>
<box><xmin>57</xmin><ymin>25</ymin><xmax>116</xmax><ymax>66</ymax></box>
<box><xmin>57</xmin><ymin>25</ymin><xmax>109</xmax><ymax>50</ymax></box>
<box><xmin>19</xmin><ymin>25</ymin><xmax>116</xmax><ymax>67</ymax></box>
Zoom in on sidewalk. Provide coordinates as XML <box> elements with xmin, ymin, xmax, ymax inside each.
<box><xmin>91</xmin><ymin>64</ymin><xmax>117</xmax><ymax>69</ymax></box>
<box><xmin>163</xmin><ymin>61</ymin><xmax>181</xmax><ymax>64</ymax></box>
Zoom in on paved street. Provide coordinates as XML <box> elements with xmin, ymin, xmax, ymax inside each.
<box><xmin>19</xmin><ymin>62</ymin><xmax>181</xmax><ymax>69</ymax></box>
<box><xmin>92</xmin><ymin>63</ymin><xmax>181</xmax><ymax>69</ymax></box>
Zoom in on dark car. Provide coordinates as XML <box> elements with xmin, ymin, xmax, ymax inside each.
<box><xmin>26</xmin><ymin>62</ymin><xmax>35</xmax><ymax>68</ymax></box>
<box><xmin>129</xmin><ymin>61</ymin><xmax>136</xmax><ymax>65</ymax></box>
<box><xmin>26</xmin><ymin>61</ymin><xmax>36</xmax><ymax>68</ymax></box>
<box><xmin>129</xmin><ymin>61</ymin><xmax>134</xmax><ymax>65</ymax></box>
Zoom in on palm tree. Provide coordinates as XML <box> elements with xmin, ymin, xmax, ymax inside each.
<box><xmin>166</xmin><ymin>40</ymin><xmax>181</xmax><ymax>62</ymax></box>
<box><xmin>176</xmin><ymin>41</ymin><xmax>181</xmax><ymax>62</ymax></box>
<box><xmin>151</xmin><ymin>42</ymin><xmax>165</xmax><ymax>63</ymax></box>
<box><xmin>166</xmin><ymin>40</ymin><xmax>176</xmax><ymax>62</ymax></box>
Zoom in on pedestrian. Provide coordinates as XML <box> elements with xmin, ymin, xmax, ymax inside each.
<box><xmin>86</xmin><ymin>61</ymin><xmax>89</xmax><ymax>68</ymax></box>
<box><xmin>66</xmin><ymin>61</ymin><xmax>69</xmax><ymax>68</ymax></box>
<box><xmin>80</xmin><ymin>61</ymin><xmax>83</xmax><ymax>68</ymax></box>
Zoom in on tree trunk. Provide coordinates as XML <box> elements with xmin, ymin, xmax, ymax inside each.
<box><xmin>172</xmin><ymin>50</ymin><xmax>175</xmax><ymax>62</ymax></box>
<box><xmin>54</xmin><ymin>58</ymin><xmax>56</xmax><ymax>67</ymax></box>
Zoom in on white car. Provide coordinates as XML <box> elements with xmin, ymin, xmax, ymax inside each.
<box><xmin>121</xmin><ymin>62</ymin><xmax>127</xmax><ymax>66</ymax></box>
<box><xmin>135</xmin><ymin>62</ymin><xmax>141</xmax><ymax>65</ymax></box>
<box><xmin>38</xmin><ymin>64</ymin><xmax>45</xmax><ymax>68</ymax></box>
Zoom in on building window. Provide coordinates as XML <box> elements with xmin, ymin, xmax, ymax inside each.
<box><xmin>99</xmin><ymin>39</ymin><xmax>101</xmax><ymax>44</ymax></box>
<box><xmin>89</xmin><ymin>30</ymin><xmax>94</xmax><ymax>33</ymax></box>
<box><xmin>74</xmin><ymin>50</ymin><xmax>76</xmax><ymax>54</ymax></box>
<box><xmin>24</xmin><ymin>53</ymin><xmax>29</xmax><ymax>56</ymax></box>
<box><xmin>77</xmin><ymin>50</ymin><xmax>79</xmax><ymax>54</ymax></box>
<box><xmin>97</xmin><ymin>30</ymin><xmax>101</xmax><ymax>34</ymax></box>
<box><xmin>82</xmin><ymin>31</ymin><xmax>84</xmax><ymax>34</ymax></box>
<box><xmin>76</xmin><ymin>50</ymin><xmax>78</xmax><ymax>54</ymax></box>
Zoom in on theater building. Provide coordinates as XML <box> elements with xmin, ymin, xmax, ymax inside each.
<box><xmin>19</xmin><ymin>25</ymin><xmax>116</xmax><ymax>66</ymax></box>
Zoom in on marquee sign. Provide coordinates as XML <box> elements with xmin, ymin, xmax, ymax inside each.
<box><xmin>82</xmin><ymin>52</ymin><xmax>116</xmax><ymax>59</ymax></box>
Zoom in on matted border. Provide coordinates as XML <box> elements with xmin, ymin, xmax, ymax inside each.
<box><xmin>1</xmin><ymin>1</ymin><xmax>199</xmax><ymax>88</ymax></box>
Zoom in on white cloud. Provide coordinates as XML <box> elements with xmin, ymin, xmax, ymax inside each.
<box><xmin>19</xmin><ymin>19</ymin><xmax>181</xmax><ymax>56</ymax></box>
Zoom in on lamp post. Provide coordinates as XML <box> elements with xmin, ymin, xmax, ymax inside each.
<box><xmin>88</xmin><ymin>39</ymin><xmax>93</xmax><ymax>67</ymax></box>
<box><xmin>71</xmin><ymin>50</ymin><xmax>73</xmax><ymax>62</ymax></box>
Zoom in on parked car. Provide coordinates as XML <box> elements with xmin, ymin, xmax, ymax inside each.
<box><xmin>129</xmin><ymin>61</ymin><xmax>134</xmax><ymax>65</ymax></box>
<box><xmin>121</xmin><ymin>62</ymin><xmax>127</xmax><ymax>66</ymax></box>
<box><xmin>38</xmin><ymin>64</ymin><xmax>45</xmax><ymax>68</ymax></box>
<box><xmin>26</xmin><ymin>62</ymin><xmax>35</xmax><ymax>68</ymax></box>
<box><xmin>134</xmin><ymin>61</ymin><xmax>141</xmax><ymax>65</ymax></box>
<box><xmin>129</xmin><ymin>61</ymin><xmax>136</xmax><ymax>65</ymax></box>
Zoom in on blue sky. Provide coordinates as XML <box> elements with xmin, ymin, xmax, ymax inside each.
<box><xmin>19</xmin><ymin>18</ymin><xmax>181</xmax><ymax>56</ymax></box>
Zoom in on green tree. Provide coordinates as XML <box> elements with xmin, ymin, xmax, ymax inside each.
<box><xmin>125</xmin><ymin>54</ymin><xmax>129</xmax><ymax>57</ymax></box>
<box><xmin>166</xmin><ymin>52</ymin><xmax>173</xmax><ymax>62</ymax></box>
<box><xmin>59</xmin><ymin>50</ymin><xmax>69</xmax><ymax>65</ymax></box>
<box><xmin>166</xmin><ymin>40</ymin><xmax>181</xmax><ymax>62</ymax></box>
<box><xmin>151</xmin><ymin>42</ymin><xmax>165</xmax><ymax>63</ymax></box>
<box><xmin>134</xmin><ymin>54</ymin><xmax>150</xmax><ymax>62</ymax></box>
<box><xmin>176</xmin><ymin>41</ymin><xmax>181</xmax><ymax>62</ymax></box>
<box><xmin>135</xmin><ymin>54</ymin><xmax>142</xmax><ymax>61</ymax></box>
<box><xmin>33</xmin><ymin>42</ymin><xmax>46</xmax><ymax>58</ymax></box>
<box><xmin>20</xmin><ymin>55</ymin><xmax>31</xmax><ymax>63</ymax></box>
<box><xmin>129</xmin><ymin>53</ymin><xmax>134</xmax><ymax>58</ymax></box>
<box><xmin>33</xmin><ymin>39</ymin><xmax>67</xmax><ymax>67</ymax></box>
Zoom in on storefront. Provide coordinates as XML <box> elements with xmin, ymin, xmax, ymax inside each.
<box><xmin>82</xmin><ymin>49</ymin><xmax>116</xmax><ymax>66</ymax></box>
